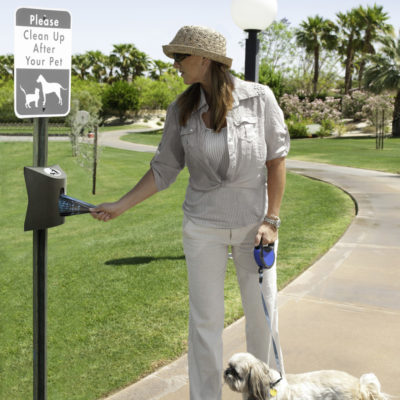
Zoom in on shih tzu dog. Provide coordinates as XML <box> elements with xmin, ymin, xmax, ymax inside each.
<box><xmin>224</xmin><ymin>353</ymin><xmax>389</xmax><ymax>400</ymax></box>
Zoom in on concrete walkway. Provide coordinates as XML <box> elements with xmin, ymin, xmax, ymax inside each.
<box><xmin>2</xmin><ymin>132</ymin><xmax>399</xmax><ymax>398</ymax></box>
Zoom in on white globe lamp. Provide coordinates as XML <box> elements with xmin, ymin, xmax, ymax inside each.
<box><xmin>231</xmin><ymin>0</ymin><xmax>278</xmax><ymax>81</ymax></box>
<box><xmin>231</xmin><ymin>0</ymin><xmax>278</xmax><ymax>31</ymax></box>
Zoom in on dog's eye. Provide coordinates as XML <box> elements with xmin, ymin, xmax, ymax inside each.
<box><xmin>226</xmin><ymin>365</ymin><xmax>242</xmax><ymax>380</ymax></box>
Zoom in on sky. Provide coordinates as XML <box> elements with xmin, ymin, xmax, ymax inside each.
<box><xmin>3</xmin><ymin>0</ymin><xmax>400</xmax><ymax>73</ymax></box>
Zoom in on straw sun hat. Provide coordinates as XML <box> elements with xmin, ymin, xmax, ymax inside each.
<box><xmin>163</xmin><ymin>25</ymin><xmax>232</xmax><ymax>68</ymax></box>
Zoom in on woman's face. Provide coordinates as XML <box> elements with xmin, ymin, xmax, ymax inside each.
<box><xmin>173</xmin><ymin>55</ymin><xmax>211</xmax><ymax>86</ymax></box>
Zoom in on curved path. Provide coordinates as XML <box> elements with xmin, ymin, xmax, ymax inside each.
<box><xmin>2</xmin><ymin>132</ymin><xmax>399</xmax><ymax>398</ymax></box>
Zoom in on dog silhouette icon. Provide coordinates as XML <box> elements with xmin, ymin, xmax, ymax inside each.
<box><xmin>36</xmin><ymin>74</ymin><xmax>67</xmax><ymax>107</ymax></box>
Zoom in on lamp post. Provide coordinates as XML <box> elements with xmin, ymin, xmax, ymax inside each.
<box><xmin>231</xmin><ymin>0</ymin><xmax>278</xmax><ymax>82</ymax></box>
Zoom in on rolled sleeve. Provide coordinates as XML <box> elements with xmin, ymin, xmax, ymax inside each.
<box><xmin>150</xmin><ymin>102</ymin><xmax>185</xmax><ymax>191</ymax></box>
<box><xmin>263</xmin><ymin>87</ymin><xmax>290</xmax><ymax>161</ymax></box>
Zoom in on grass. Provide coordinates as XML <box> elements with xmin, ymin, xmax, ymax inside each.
<box><xmin>98</xmin><ymin>123</ymin><xmax>151</xmax><ymax>133</ymax></box>
<box><xmin>289</xmin><ymin>137</ymin><xmax>400</xmax><ymax>174</ymax></box>
<box><xmin>0</xmin><ymin>123</ymin><xmax>155</xmax><ymax>135</ymax></box>
<box><xmin>0</xmin><ymin>123</ymin><xmax>70</xmax><ymax>135</ymax></box>
<box><xmin>0</xmin><ymin>141</ymin><xmax>354</xmax><ymax>400</ymax></box>
<box><xmin>120</xmin><ymin>130</ymin><xmax>163</xmax><ymax>146</ymax></box>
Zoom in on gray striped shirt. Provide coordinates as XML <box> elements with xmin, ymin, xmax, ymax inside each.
<box><xmin>202</xmin><ymin>126</ymin><xmax>229</xmax><ymax>180</ymax></box>
<box><xmin>150</xmin><ymin>76</ymin><xmax>290</xmax><ymax>228</ymax></box>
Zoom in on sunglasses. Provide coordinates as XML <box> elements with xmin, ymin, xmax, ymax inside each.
<box><xmin>173</xmin><ymin>53</ymin><xmax>191</xmax><ymax>63</ymax></box>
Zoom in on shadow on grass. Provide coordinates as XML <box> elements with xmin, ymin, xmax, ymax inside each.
<box><xmin>105</xmin><ymin>255</ymin><xmax>186</xmax><ymax>266</ymax></box>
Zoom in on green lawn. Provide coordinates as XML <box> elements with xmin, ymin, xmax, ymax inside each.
<box><xmin>289</xmin><ymin>137</ymin><xmax>400</xmax><ymax>174</ymax></box>
<box><xmin>0</xmin><ymin>141</ymin><xmax>354</xmax><ymax>400</ymax></box>
<box><xmin>97</xmin><ymin>123</ymin><xmax>152</xmax><ymax>133</ymax></box>
<box><xmin>120</xmin><ymin>130</ymin><xmax>163</xmax><ymax>146</ymax></box>
<box><xmin>0</xmin><ymin>123</ymin><xmax>153</xmax><ymax>135</ymax></box>
<box><xmin>0</xmin><ymin>123</ymin><xmax>70</xmax><ymax>135</ymax></box>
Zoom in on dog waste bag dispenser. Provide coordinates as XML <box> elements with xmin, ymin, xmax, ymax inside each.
<box><xmin>24</xmin><ymin>165</ymin><xmax>67</xmax><ymax>231</ymax></box>
<box><xmin>24</xmin><ymin>165</ymin><xmax>95</xmax><ymax>231</ymax></box>
<box><xmin>24</xmin><ymin>165</ymin><xmax>94</xmax><ymax>231</ymax></box>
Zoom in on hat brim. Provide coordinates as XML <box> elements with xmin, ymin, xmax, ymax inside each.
<box><xmin>163</xmin><ymin>44</ymin><xmax>232</xmax><ymax>68</ymax></box>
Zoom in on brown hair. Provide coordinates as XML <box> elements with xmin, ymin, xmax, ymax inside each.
<box><xmin>177</xmin><ymin>62</ymin><xmax>234</xmax><ymax>133</ymax></box>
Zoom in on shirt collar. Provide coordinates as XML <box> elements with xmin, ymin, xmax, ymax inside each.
<box><xmin>196</xmin><ymin>75</ymin><xmax>260</xmax><ymax>111</ymax></box>
<box><xmin>232</xmin><ymin>76</ymin><xmax>260</xmax><ymax>108</ymax></box>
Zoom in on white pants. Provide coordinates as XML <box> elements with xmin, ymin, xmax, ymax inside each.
<box><xmin>182</xmin><ymin>216</ymin><xmax>284</xmax><ymax>400</ymax></box>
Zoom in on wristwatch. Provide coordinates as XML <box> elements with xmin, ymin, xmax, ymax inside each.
<box><xmin>263</xmin><ymin>215</ymin><xmax>281</xmax><ymax>229</ymax></box>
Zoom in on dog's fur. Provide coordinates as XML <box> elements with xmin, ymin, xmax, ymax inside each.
<box><xmin>36</xmin><ymin>74</ymin><xmax>67</xmax><ymax>106</ymax></box>
<box><xmin>224</xmin><ymin>353</ymin><xmax>389</xmax><ymax>400</ymax></box>
<box><xmin>20</xmin><ymin>85</ymin><xmax>40</xmax><ymax>108</ymax></box>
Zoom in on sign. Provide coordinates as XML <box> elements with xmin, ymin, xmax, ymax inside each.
<box><xmin>14</xmin><ymin>7</ymin><xmax>72</xmax><ymax>118</ymax></box>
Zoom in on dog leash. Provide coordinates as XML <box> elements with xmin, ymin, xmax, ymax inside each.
<box><xmin>254</xmin><ymin>241</ymin><xmax>283</xmax><ymax>395</ymax></box>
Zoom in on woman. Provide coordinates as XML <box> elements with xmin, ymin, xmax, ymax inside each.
<box><xmin>91</xmin><ymin>25</ymin><xmax>290</xmax><ymax>400</ymax></box>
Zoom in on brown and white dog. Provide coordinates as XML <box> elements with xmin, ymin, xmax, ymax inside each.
<box><xmin>224</xmin><ymin>353</ymin><xmax>390</xmax><ymax>400</ymax></box>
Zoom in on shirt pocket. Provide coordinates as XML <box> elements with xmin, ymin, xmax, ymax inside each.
<box><xmin>234</xmin><ymin>115</ymin><xmax>264</xmax><ymax>161</ymax></box>
<box><xmin>180</xmin><ymin>126</ymin><xmax>197</xmax><ymax>149</ymax></box>
<box><xmin>234</xmin><ymin>115</ymin><xmax>258</xmax><ymax>142</ymax></box>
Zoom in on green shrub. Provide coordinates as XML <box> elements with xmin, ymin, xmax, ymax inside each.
<box><xmin>101</xmin><ymin>81</ymin><xmax>139</xmax><ymax>120</ymax></box>
<box><xmin>286</xmin><ymin>117</ymin><xmax>309</xmax><ymax>138</ymax></box>
<box><xmin>0</xmin><ymin>79</ymin><xmax>19</xmax><ymax>123</ymax></box>
<box><xmin>259</xmin><ymin>63</ymin><xmax>285</xmax><ymax>99</ymax></box>
<box><xmin>341</xmin><ymin>91</ymin><xmax>369</xmax><ymax>121</ymax></box>
<box><xmin>317</xmin><ymin>119</ymin><xmax>335</xmax><ymax>137</ymax></box>
<box><xmin>71</xmin><ymin>77</ymin><xmax>103</xmax><ymax>120</ymax></box>
<box><xmin>134</xmin><ymin>73</ymin><xmax>185</xmax><ymax>110</ymax></box>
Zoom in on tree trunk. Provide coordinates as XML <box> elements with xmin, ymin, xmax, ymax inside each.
<box><xmin>392</xmin><ymin>89</ymin><xmax>400</xmax><ymax>137</ymax></box>
<box><xmin>313</xmin><ymin>46</ymin><xmax>319</xmax><ymax>97</ymax></box>
<box><xmin>358</xmin><ymin>58</ymin><xmax>366</xmax><ymax>90</ymax></box>
<box><xmin>344</xmin><ymin>34</ymin><xmax>354</xmax><ymax>94</ymax></box>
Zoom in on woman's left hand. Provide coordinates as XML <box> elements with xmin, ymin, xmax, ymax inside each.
<box><xmin>254</xmin><ymin>222</ymin><xmax>277</xmax><ymax>246</ymax></box>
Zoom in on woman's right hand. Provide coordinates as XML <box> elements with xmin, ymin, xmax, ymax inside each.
<box><xmin>89</xmin><ymin>168</ymin><xmax>157</xmax><ymax>223</ymax></box>
<box><xmin>89</xmin><ymin>201</ymin><xmax>124</xmax><ymax>222</ymax></box>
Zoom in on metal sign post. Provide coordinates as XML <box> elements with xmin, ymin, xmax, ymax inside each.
<box><xmin>92</xmin><ymin>125</ymin><xmax>98</xmax><ymax>195</ymax></box>
<box><xmin>33</xmin><ymin>117</ymin><xmax>49</xmax><ymax>400</ymax></box>
<box><xmin>14</xmin><ymin>7</ymin><xmax>71</xmax><ymax>400</ymax></box>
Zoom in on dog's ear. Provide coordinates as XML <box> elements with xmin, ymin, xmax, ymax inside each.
<box><xmin>247</xmin><ymin>360</ymin><xmax>271</xmax><ymax>400</ymax></box>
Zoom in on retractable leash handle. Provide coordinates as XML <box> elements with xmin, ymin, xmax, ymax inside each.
<box><xmin>253</xmin><ymin>241</ymin><xmax>275</xmax><ymax>283</ymax></box>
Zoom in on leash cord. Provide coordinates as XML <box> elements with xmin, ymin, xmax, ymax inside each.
<box><xmin>259</xmin><ymin>269</ymin><xmax>283</xmax><ymax>376</ymax></box>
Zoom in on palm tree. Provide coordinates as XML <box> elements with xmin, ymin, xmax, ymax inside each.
<box><xmin>336</xmin><ymin>9</ymin><xmax>364</xmax><ymax>94</ymax></box>
<box><xmin>86</xmin><ymin>50</ymin><xmax>107</xmax><ymax>82</ymax></box>
<box><xmin>111</xmin><ymin>43</ymin><xmax>135</xmax><ymax>81</ymax></box>
<box><xmin>130</xmin><ymin>49</ymin><xmax>150</xmax><ymax>80</ymax></box>
<box><xmin>111</xmin><ymin>44</ymin><xmax>150</xmax><ymax>82</ymax></box>
<box><xmin>104</xmin><ymin>54</ymin><xmax>118</xmax><ymax>84</ymax></box>
<box><xmin>296</xmin><ymin>15</ymin><xmax>338</xmax><ymax>96</ymax></box>
<box><xmin>355</xmin><ymin>4</ymin><xmax>393</xmax><ymax>89</ymax></box>
<box><xmin>72</xmin><ymin>54</ymin><xmax>91</xmax><ymax>80</ymax></box>
<box><xmin>149</xmin><ymin>59</ymin><xmax>170</xmax><ymax>80</ymax></box>
<box><xmin>364</xmin><ymin>35</ymin><xmax>400</xmax><ymax>137</ymax></box>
